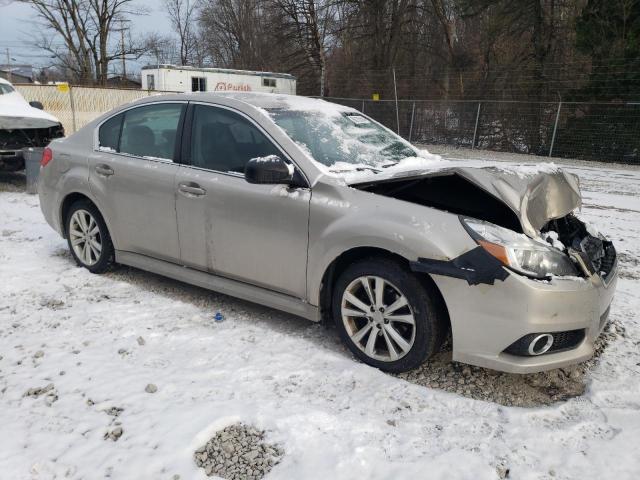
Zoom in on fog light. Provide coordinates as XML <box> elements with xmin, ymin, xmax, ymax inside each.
<box><xmin>528</xmin><ymin>334</ymin><xmax>554</xmax><ymax>355</ymax></box>
<box><xmin>504</xmin><ymin>329</ymin><xmax>585</xmax><ymax>356</ymax></box>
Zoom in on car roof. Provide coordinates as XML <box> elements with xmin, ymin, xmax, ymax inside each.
<box><xmin>154</xmin><ymin>91</ymin><xmax>355</xmax><ymax>113</ymax></box>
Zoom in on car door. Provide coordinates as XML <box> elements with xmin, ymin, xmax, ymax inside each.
<box><xmin>89</xmin><ymin>102</ymin><xmax>186</xmax><ymax>262</ymax></box>
<box><xmin>175</xmin><ymin>103</ymin><xmax>310</xmax><ymax>298</ymax></box>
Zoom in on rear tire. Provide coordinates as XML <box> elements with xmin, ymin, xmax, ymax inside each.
<box><xmin>332</xmin><ymin>257</ymin><xmax>444</xmax><ymax>373</ymax></box>
<box><xmin>65</xmin><ymin>200</ymin><xmax>114</xmax><ymax>273</ymax></box>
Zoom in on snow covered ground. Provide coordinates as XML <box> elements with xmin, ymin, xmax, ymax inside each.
<box><xmin>1</xmin><ymin>151</ymin><xmax>640</xmax><ymax>480</ymax></box>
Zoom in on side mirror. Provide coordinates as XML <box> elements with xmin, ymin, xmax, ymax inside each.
<box><xmin>29</xmin><ymin>101</ymin><xmax>44</xmax><ymax>110</ymax></box>
<box><xmin>245</xmin><ymin>155</ymin><xmax>294</xmax><ymax>185</ymax></box>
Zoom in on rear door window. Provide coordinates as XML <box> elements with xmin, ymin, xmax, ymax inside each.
<box><xmin>119</xmin><ymin>103</ymin><xmax>184</xmax><ymax>160</ymax></box>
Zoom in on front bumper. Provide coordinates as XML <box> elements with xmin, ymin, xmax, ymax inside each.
<box><xmin>430</xmin><ymin>263</ymin><xmax>617</xmax><ymax>374</ymax></box>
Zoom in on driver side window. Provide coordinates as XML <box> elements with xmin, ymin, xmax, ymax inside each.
<box><xmin>189</xmin><ymin>105</ymin><xmax>280</xmax><ymax>174</ymax></box>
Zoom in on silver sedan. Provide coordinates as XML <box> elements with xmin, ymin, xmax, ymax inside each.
<box><xmin>38</xmin><ymin>93</ymin><xmax>617</xmax><ymax>373</ymax></box>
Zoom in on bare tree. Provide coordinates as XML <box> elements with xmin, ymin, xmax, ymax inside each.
<box><xmin>142</xmin><ymin>32</ymin><xmax>180</xmax><ymax>66</ymax></box>
<box><xmin>199</xmin><ymin>0</ymin><xmax>277</xmax><ymax>69</ymax></box>
<box><xmin>271</xmin><ymin>0</ymin><xmax>337</xmax><ymax>95</ymax></box>
<box><xmin>21</xmin><ymin>0</ymin><xmax>146</xmax><ymax>85</ymax></box>
<box><xmin>164</xmin><ymin>0</ymin><xmax>199</xmax><ymax>65</ymax></box>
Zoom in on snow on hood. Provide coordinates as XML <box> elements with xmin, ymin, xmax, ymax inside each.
<box><xmin>0</xmin><ymin>78</ymin><xmax>60</xmax><ymax>129</ymax></box>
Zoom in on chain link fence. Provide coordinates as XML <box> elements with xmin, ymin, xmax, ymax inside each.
<box><xmin>10</xmin><ymin>86</ymin><xmax>640</xmax><ymax>164</ymax></box>
<box><xmin>14</xmin><ymin>84</ymin><xmax>178</xmax><ymax>135</ymax></box>
<box><xmin>324</xmin><ymin>97</ymin><xmax>640</xmax><ymax>163</ymax></box>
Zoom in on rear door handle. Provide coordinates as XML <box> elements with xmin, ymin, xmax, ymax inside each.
<box><xmin>178</xmin><ymin>182</ymin><xmax>206</xmax><ymax>197</ymax></box>
<box><xmin>95</xmin><ymin>164</ymin><xmax>114</xmax><ymax>177</ymax></box>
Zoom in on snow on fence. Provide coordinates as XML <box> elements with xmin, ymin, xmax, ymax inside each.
<box><xmin>14</xmin><ymin>84</ymin><xmax>178</xmax><ymax>134</ymax></box>
<box><xmin>323</xmin><ymin>97</ymin><xmax>640</xmax><ymax>164</ymax></box>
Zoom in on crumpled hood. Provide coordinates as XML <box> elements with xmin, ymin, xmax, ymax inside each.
<box><xmin>452</xmin><ymin>166</ymin><xmax>582</xmax><ymax>237</ymax></box>
<box><xmin>0</xmin><ymin>88</ymin><xmax>60</xmax><ymax>130</ymax></box>
<box><xmin>349</xmin><ymin>161</ymin><xmax>582</xmax><ymax>238</ymax></box>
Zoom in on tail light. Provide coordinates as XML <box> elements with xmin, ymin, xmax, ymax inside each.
<box><xmin>41</xmin><ymin>147</ymin><xmax>53</xmax><ymax>167</ymax></box>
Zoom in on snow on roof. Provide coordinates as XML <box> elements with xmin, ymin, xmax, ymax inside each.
<box><xmin>210</xmin><ymin>92</ymin><xmax>352</xmax><ymax>111</ymax></box>
<box><xmin>141</xmin><ymin>64</ymin><xmax>296</xmax><ymax>80</ymax></box>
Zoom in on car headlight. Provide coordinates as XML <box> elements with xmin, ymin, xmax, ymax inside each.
<box><xmin>461</xmin><ymin>217</ymin><xmax>578</xmax><ymax>279</ymax></box>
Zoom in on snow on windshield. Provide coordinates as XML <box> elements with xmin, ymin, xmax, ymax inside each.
<box><xmin>261</xmin><ymin>97</ymin><xmax>564</xmax><ymax>183</ymax></box>
<box><xmin>264</xmin><ymin>99</ymin><xmax>443</xmax><ymax>179</ymax></box>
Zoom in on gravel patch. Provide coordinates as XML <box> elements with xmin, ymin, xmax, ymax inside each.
<box><xmin>194</xmin><ymin>423</ymin><xmax>284</xmax><ymax>479</ymax></box>
<box><xmin>23</xmin><ymin>383</ymin><xmax>58</xmax><ymax>406</ymax></box>
<box><xmin>397</xmin><ymin>318</ymin><xmax>624</xmax><ymax>407</ymax></box>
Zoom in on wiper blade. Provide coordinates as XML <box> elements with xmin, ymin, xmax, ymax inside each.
<box><xmin>329</xmin><ymin>166</ymin><xmax>382</xmax><ymax>173</ymax></box>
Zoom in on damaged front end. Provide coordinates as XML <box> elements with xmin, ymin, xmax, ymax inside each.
<box><xmin>354</xmin><ymin>166</ymin><xmax>616</xmax><ymax>285</ymax></box>
<box><xmin>352</xmin><ymin>164</ymin><xmax>618</xmax><ymax>371</ymax></box>
<box><xmin>0</xmin><ymin>124</ymin><xmax>65</xmax><ymax>171</ymax></box>
<box><xmin>543</xmin><ymin>214</ymin><xmax>617</xmax><ymax>283</ymax></box>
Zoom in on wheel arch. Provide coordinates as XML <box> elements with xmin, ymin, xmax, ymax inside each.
<box><xmin>60</xmin><ymin>192</ymin><xmax>113</xmax><ymax>244</ymax></box>
<box><xmin>318</xmin><ymin>246</ymin><xmax>451</xmax><ymax>338</ymax></box>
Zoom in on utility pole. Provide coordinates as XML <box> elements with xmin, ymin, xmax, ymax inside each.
<box><xmin>120</xmin><ymin>27</ymin><xmax>126</xmax><ymax>82</ymax></box>
<box><xmin>5</xmin><ymin>48</ymin><xmax>11</xmax><ymax>83</ymax></box>
<box><xmin>115</xmin><ymin>19</ymin><xmax>131</xmax><ymax>85</ymax></box>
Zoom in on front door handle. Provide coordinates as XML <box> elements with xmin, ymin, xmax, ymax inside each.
<box><xmin>95</xmin><ymin>164</ymin><xmax>114</xmax><ymax>177</ymax></box>
<box><xmin>178</xmin><ymin>182</ymin><xmax>206</xmax><ymax>197</ymax></box>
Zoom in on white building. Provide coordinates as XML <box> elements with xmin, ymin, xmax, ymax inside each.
<box><xmin>141</xmin><ymin>65</ymin><xmax>297</xmax><ymax>95</ymax></box>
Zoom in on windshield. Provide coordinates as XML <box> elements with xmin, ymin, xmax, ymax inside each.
<box><xmin>266</xmin><ymin>108</ymin><xmax>418</xmax><ymax>172</ymax></box>
<box><xmin>0</xmin><ymin>83</ymin><xmax>15</xmax><ymax>95</ymax></box>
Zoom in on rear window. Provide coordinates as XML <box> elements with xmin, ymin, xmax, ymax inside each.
<box><xmin>97</xmin><ymin>103</ymin><xmax>184</xmax><ymax>160</ymax></box>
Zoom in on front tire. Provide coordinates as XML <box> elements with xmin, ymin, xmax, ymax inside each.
<box><xmin>332</xmin><ymin>257</ymin><xmax>444</xmax><ymax>373</ymax></box>
<box><xmin>65</xmin><ymin>200</ymin><xmax>114</xmax><ymax>273</ymax></box>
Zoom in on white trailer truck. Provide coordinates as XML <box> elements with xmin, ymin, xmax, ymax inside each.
<box><xmin>141</xmin><ymin>65</ymin><xmax>297</xmax><ymax>95</ymax></box>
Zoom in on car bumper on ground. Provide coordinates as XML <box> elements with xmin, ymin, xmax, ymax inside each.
<box><xmin>431</xmin><ymin>264</ymin><xmax>618</xmax><ymax>374</ymax></box>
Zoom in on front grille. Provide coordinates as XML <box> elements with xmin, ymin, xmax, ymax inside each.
<box><xmin>0</xmin><ymin>124</ymin><xmax>64</xmax><ymax>151</ymax></box>
<box><xmin>548</xmin><ymin>329</ymin><xmax>586</xmax><ymax>353</ymax></box>
<box><xmin>504</xmin><ymin>329</ymin><xmax>586</xmax><ymax>356</ymax></box>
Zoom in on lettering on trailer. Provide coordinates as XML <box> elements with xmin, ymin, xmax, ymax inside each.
<box><xmin>214</xmin><ymin>82</ymin><xmax>252</xmax><ymax>92</ymax></box>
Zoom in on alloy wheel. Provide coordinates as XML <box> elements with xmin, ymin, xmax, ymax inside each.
<box><xmin>341</xmin><ymin>275</ymin><xmax>416</xmax><ymax>362</ymax></box>
<box><xmin>69</xmin><ymin>209</ymin><xmax>102</xmax><ymax>266</ymax></box>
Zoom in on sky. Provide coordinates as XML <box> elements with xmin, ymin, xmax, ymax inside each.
<box><xmin>0</xmin><ymin>0</ymin><xmax>172</xmax><ymax>77</ymax></box>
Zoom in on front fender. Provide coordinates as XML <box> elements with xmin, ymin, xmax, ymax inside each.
<box><xmin>306</xmin><ymin>183</ymin><xmax>477</xmax><ymax>306</ymax></box>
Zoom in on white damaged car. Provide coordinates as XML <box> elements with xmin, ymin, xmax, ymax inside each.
<box><xmin>0</xmin><ymin>77</ymin><xmax>64</xmax><ymax>171</ymax></box>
